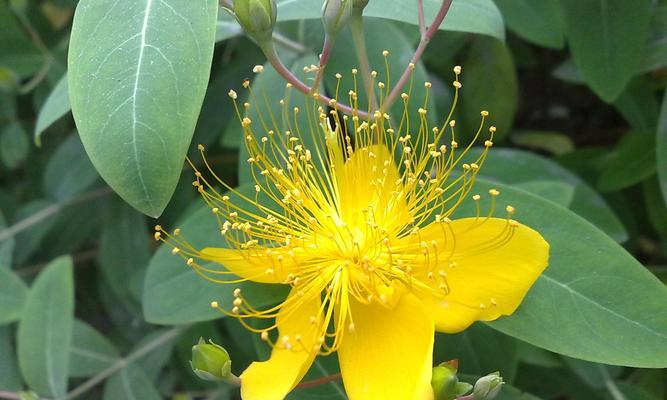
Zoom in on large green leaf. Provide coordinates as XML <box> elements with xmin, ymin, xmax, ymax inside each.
<box><xmin>452</xmin><ymin>179</ymin><xmax>667</xmax><ymax>367</ymax></box>
<box><xmin>275</xmin><ymin>0</ymin><xmax>505</xmax><ymax>40</ymax></box>
<box><xmin>560</xmin><ymin>0</ymin><xmax>650</xmax><ymax>102</ymax></box>
<box><xmin>143</xmin><ymin>185</ymin><xmax>289</xmax><ymax>324</ymax></box>
<box><xmin>494</xmin><ymin>0</ymin><xmax>565</xmax><ymax>49</ymax></box>
<box><xmin>657</xmin><ymin>90</ymin><xmax>667</xmax><ymax>205</ymax></box>
<box><xmin>69</xmin><ymin>320</ymin><xmax>120</xmax><ymax>378</ymax></box>
<box><xmin>68</xmin><ymin>0</ymin><xmax>218</xmax><ymax>217</ymax></box>
<box><xmin>464</xmin><ymin>147</ymin><xmax>628</xmax><ymax>243</ymax></box>
<box><xmin>0</xmin><ymin>267</ymin><xmax>28</xmax><ymax>325</ymax></box>
<box><xmin>17</xmin><ymin>256</ymin><xmax>74</xmax><ymax>398</ymax></box>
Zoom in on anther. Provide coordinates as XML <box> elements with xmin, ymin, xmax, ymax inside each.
<box><xmin>153</xmin><ymin>232</ymin><xmax>161</xmax><ymax>240</ymax></box>
<box><xmin>171</xmin><ymin>247</ymin><xmax>180</xmax><ymax>255</ymax></box>
<box><xmin>210</xmin><ymin>301</ymin><xmax>219</xmax><ymax>308</ymax></box>
<box><xmin>506</xmin><ymin>205</ymin><xmax>515</xmax><ymax>214</ymax></box>
<box><xmin>472</xmin><ymin>194</ymin><xmax>481</xmax><ymax>201</ymax></box>
<box><xmin>489</xmin><ymin>189</ymin><xmax>500</xmax><ymax>196</ymax></box>
<box><xmin>480</xmin><ymin>110</ymin><xmax>489</xmax><ymax>117</ymax></box>
<box><xmin>186</xmin><ymin>258</ymin><xmax>194</xmax><ymax>266</ymax></box>
<box><xmin>253</xmin><ymin>65</ymin><xmax>264</xmax><ymax>73</ymax></box>
<box><xmin>453</xmin><ymin>81</ymin><xmax>462</xmax><ymax>89</ymax></box>
<box><xmin>228</xmin><ymin>90</ymin><xmax>237</xmax><ymax>99</ymax></box>
<box><xmin>424</xmin><ymin>82</ymin><xmax>432</xmax><ymax>88</ymax></box>
<box><xmin>382</xmin><ymin>50</ymin><xmax>389</xmax><ymax>57</ymax></box>
<box><xmin>453</xmin><ymin>65</ymin><xmax>462</xmax><ymax>75</ymax></box>
<box><xmin>261</xmin><ymin>331</ymin><xmax>269</xmax><ymax>341</ymax></box>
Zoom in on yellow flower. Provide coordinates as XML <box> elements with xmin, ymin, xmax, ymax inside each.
<box><xmin>156</xmin><ymin>65</ymin><xmax>549</xmax><ymax>400</ymax></box>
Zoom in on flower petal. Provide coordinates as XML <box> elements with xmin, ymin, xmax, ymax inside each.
<box><xmin>410</xmin><ymin>217</ymin><xmax>549</xmax><ymax>332</ymax></box>
<box><xmin>337</xmin><ymin>292</ymin><xmax>434</xmax><ymax>400</ymax></box>
<box><xmin>200</xmin><ymin>246</ymin><xmax>303</xmax><ymax>284</ymax></box>
<box><xmin>240</xmin><ymin>288</ymin><xmax>323</xmax><ymax>400</ymax></box>
<box><xmin>336</xmin><ymin>144</ymin><xmax>410</xmax><ymax>229</ymax></box>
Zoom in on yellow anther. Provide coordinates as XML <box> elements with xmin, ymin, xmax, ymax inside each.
<box><xmin>382</xmin><ymin>50</ymin><xmax>389</xmax><ymax>57</ymax></box>
<box><xmin>472</xmin><ymin>194</ymin><xmax>481</xmax><ymax>201</ymax></box>
<box><xmin>506</xmin><ymin>205</ymin><xmax>515</xmax><ymax>214</ymax></box>
<box><xmin>210</xmin><ymin>301</ymin><xmax>219</xmax><ymax>308</ymax></box>
<box><xmin>489</xmin><ymin>189</ymin><xmax>500</xmax><ymax>196</ymax></box>
<box><xmin>453</xmin><ymin>65</ymin><xmax>462</xmax><ymax>75</ymax></box>
<box><xmin>480</xmin><ymin>110</ymin><xmax>489</xmax><ymax>117</ymax></box>
<box><xmin>252</xmin><ymin>65</ymin><xmax>264</xmax><ymax>73</ymax></box>
<box><xmin>171</xmin><ymin>247</ymin><xmax>180</xmax><ymax>255</ymax></box>
<box><xmin>453</xmin><ymin>81</ymin><xmax>462</xmax><ymax>89</ymax></box>
<box><xmin>153</xmin><ymin>232</ymin><xmax>161</xmax><ymax>240</ymax></box>
<box><xmin>227</xmin><ymin>89</ymin><xmax>237</xmax><ymax>99</ymax></box>
<box><xmin>186</xmin><ymin>258</ymin><xmax>194</xmax><ymax>266</ymax></box>
<box><xmin>260</xmin><ymin>331</ymin><xmax>269</xmax><ymax>341</ymax></box>
<box><xmin>484</xmin><ymin>140</ymin><xmax>494</xmax><ymax>147</ymax></box>
<box><xmin>424</xmin><ymin>82</ymin><xmax>432</xmax><ymax>88</ymax></box>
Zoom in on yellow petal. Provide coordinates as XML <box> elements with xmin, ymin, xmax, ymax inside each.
<box><xmin>200</xmin><ymin>246</ymin><xmax>303</xmax><ymax>284</ymax></box>
<box><xmin>337</xmin><ymin>292</ymin><xmax>434</xmax><ymax>400</ymax></box>
<box><xmin>240</xmin><ymin>288</ymin><xmax>323</xmax><ymax>400</ymax></box>
<box><xmin>410</xmin><ymin>217</ymin><xmax>549</xmax><ymax>332</ymax></box>
<box><xmin>335</xmin><ymin>144</ymin><xmax>410</xmax><ymax>230</ymax></box>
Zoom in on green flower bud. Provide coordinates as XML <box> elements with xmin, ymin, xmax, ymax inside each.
<box><xmin>322</xmin><ymin>0</ymin><xmax>353</xmax><ymax>37</ymax></box>
<box><xmin>190</xmin><ymin>338</ymin><xmax>234</xmax><ymax>382</ymax></box>
<box><xmin>233</xmin><ymin>0</ymin><xmax>277</xmax><ymax>43</ymax></box>
<box><xmin>473</xmin><ymin>372</ymin><xmax>504</xmax><ymax>399</ymax></box>
<box><xmin>432</xmin><ymin>363</ymin><xmax>459</xmax><ymax>400</ymax></box>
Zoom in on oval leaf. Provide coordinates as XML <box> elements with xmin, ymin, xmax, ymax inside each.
<box><xmin>454</xmin><ymin>180</ymin><xmax>667</xmax><ymax>367</ymax></box>
<box><xmin>658</xmin><ymin>90</ymin><xmax>667</xmax><ymax>205</ymax></box>
<box><xmin>68</xmin><ymin>0</ymin><xmax>218</xmax><ymax>217</ymax></box>
<box><xmin>560</xmin><ymin>0</ymin><xmax>650</xmax><ymax>102</ymax></box>
<box><xmin>0</xmin><ymin>267</ymin><xmax>28</xmax><ymax>325</ymax></box>
<box><xmin>34</xmin><ymin>75</ymin><xmax>70</xmax><ymax>145</ymax></box>
<box><xmin>102</xmin><ymin>364</ymin><xmax>161</xmax><ymax>400</ymax></box>
<box><xmin>17</xmin><ymin>256</ymin><xmax>74</xmax><ymax>398</ymax></box>
<box><xmin>69</xmin><ymin>320</ymin><xmax>120</xmax><ymax>378</ymax></box>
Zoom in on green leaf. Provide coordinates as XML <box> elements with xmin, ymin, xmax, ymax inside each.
<box><xmin>132</xmin><ymin>329</ymin><xmax>178</xmax><ymax>381</ymax></box>
<box><xmin>560</xmin><ymin>0</ymin><xmax>651</xmax><ymax>102</ymax></box>
<box><xmin>514</xmin><ymin>180</ymin><xmax>575</xmax><ymax>208</ymax></box>
<box><xmin>657</xmin><ymin>90</ymin><xmax>667</xmax><ymax>205</ymax></box>
<box><xmin>43</xmin><ymin>133</ymin><xmax>99</xmax><ymax>201</ymax></box>
<box><xmin>464</xmin><ymin>147</ymin><xmax>628</xmax><ymax>243</ymax></box>
<box><xmin>68</xmin><ymin>0</ymin><xmax>218</xmax><ymax>217</ymax></box>
<box><xmin>0</xmin><ymin>327</ymin><xmax>23</xmax><ymax>392</ymax></box>
<box><xmin>597</xmin><ymin>133</ymin><xmax>656</xmax><ymax>192</ymax></box>
<box><xmin>102</xmin><ymin>364</ymin><xmax>161</xmax><ymax>400</ymax></box>
<box><xmin>0</xmin><ymin>121</ymin><xmax>29</xmax><ymax>170</ymax></box>
<box><xmin>560</xmin><ymin>356</ymin><xmax>622</xmax><ymax>390</ymax></box>
<box><xmin>0</xmin><ymin>1</ymin><xmax>43</xmax><ymax>78</ymax></box>
<box><xmin>643</xmin><ymin>177</ymin><xmax>667</xmax><ymax>237</ymax></box>
<box><xmin>69</xmin><ymin>320</ymin><xmax>120</xmax><ymax>378</ymax></box>
<box><xmin>17</xmin><ymin>256</ymin><xmax>74</xmax><ymax>398</ymax></box>
<box><xmin>494</xmin><ymin>0</ymin><xmax>565</xmax><ymax>48</ymax></box>
<box><xmin>143</xmin><ymin>185</ymin><xmax>289</xmax><ymax>325</ymax></box>
<box><xmin>455</xmin><ymin>179</ymin><xmax>667</xmax><ymax>367</ymax></box>
<box><xmin>613</xmin><ymin>78</ymin><xmax>659</xmax><ymax>133</ymax></box>
<box><xmin>641</xmin><ymin>5</ymin><xmax>667</xmax><ymax>73</ymax></box>
<box><xmin>0</xmin><ymin>211</ymin><xmax>15</xmax><ymax>268</ymax></box>
<box><xmin>436</xmin><ymin>323</ymin><xmax>518</xmax><ymax>383</ymax></box>
<box><xmin>99</xmin><ymin>201</ymin><xmax>150</xmax><ymax>303</ymax></box>
<box><xmin>0</xmin><ymin>267</ymin><xmax>28</xmax><ymax>324</ymax></box>
<box><xmin>34</xmin><ymin>75</ymin><xmax>70</xmax><ymax>144</ymax></box>
<box><xmin>510</xmin><ymin>130</ymin><xmax>575</xmax><ymax>156</ymax></box>
<box><xmin>275</xmin><ymin>0</ymin><xmax>505</xmax><ymax>40</ymax></box>
<box><xmin>460</xmin><ymin>36</ymin><xmax>518</xmax><ymax>142</ymax></box>
<box><xmin>287</xmin><ymin>356</ymin><xmax>346</xmax><ymax>400</ymax></box>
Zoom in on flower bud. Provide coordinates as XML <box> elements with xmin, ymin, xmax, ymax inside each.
<box><xmin>190</xmin><ymin>338</ymin><xmax>233</xmax><ymax>382</ymax></box>
<box><xmin>233</xmin><ymin>0</ymin><xmax>277</xmax><ymax>43</ymax></box>
<box><xmin>322</xmin><ymin>0</ymin><xmax>353</xmax><ymax>37</ymax></box>
<box><xmin>473</xmin><ymin>372</ymin><xmax>504</xmax><ymax>399</ymax></box>
<box><xmin>431</xmin><ymin>362</ymin><xmax>473</xmax><ymax>400</ymax></box>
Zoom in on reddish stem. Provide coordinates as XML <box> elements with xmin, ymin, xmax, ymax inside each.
<box><xmin>295</xmin><ymin>373</ymin><xmax>343</xmax><ymax>389</ymax></box>
<box><xmin>381</xmin><ymin>0</ymin><xmax>454</xmax><ymax>112</ymax></box>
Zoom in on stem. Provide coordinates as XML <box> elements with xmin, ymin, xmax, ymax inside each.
<box><xmin>456</xmin><ymin>396</ymin><xmax>474</xmax><ymax>400</ymax></box>
<box><xmin>260</xmin><ymin>41</ymin><xmax>370</xmax><ymax>118</ymax></box>
<box><xmin>295</xmin><ymin>373</ymin><xmax>342</xmax><ymax>389</ymax></box>
<box><xmin>0</xmin><ymin>391</ymin><xmax>22</xmax><ymax>400</ymax></box>
<box><xmin>310</xmin><ymin>35</ymin><xmax>335</xmax><ymax>94</ymax></box>
<box><xmin>0</xmin><ymin>187</ymin><xmax>112</xmax><ymax>243</ymax></box>
<box><xmin>64</xmin><ymin>326</ymin><xmax>186</xmax><ymax>400</ymax></box>
<box><xmin>273</xmin><ymin>31</ymin><xmax>307</xmax><ymax>54</ymax></box>
<box><xmin>350</xmin><ymin>13</ymin><xmax>379</xmax><ymax>111</ymax></box>
<box><xmin>599</xmin><ymin>365</ymin><xmax>626</xmax><ymax>400</ymax></box>
<box><xmin>418</xmin><ymin>0</ymin><xmax>426</xmax><ymax>36</ymax></box>
<box><xmin>381</xmin><ymin>0</ymin><xmax>453</xmax><ymax>112</ymax></box>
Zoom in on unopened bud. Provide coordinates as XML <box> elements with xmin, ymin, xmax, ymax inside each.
<box><xmin>233</xmin><ymin>0</ymin><xmax>277</xmax><ymax>43</ymax></box>
<box><xmin>432</xmin><ymin>361</ymin><xmax>473</xmax><ymax>400</ymax></box>
<box><xmin>473</xmin><ymin>372</ymin><xmax>504</xmax><ymax>399</ymax></box>
<box><xmin>190</xmin><ymin>338</ymin><xmax>237</xmax><ymax>383</ymax></box>
<box><xmin>322</xmin><ymin>0</ymin><xmax>353</xmax><ymax>37</ymax></box>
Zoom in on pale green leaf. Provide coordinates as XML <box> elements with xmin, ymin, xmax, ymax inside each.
<box><xmin>514</xmin><ymin>180</ymin><xmax>575</xmax><ymax>208</ymax></box>
<box><xmin>43</xmin><ymin>133</ymin><xmax>99</xmax><ymax>201</ymax></box>
<box><xmin>68</xmin><ymin>0</ymin><xmax>218</xmax><ymax>217</ymax></box>
<box><xmin>657</xmin><ymin>90</ymin><xmax>667</xmax><ymax>205</ymax></box>
<box><xmin>597</xmin><ymin>133</ymin><xmax>656</xmax><ymax>192</ymax></box>
<box><xmin>17</xmin><ymin>256</ymin><xmax>74</xmax><ymax>398</ymax></box>
<box><xmin>0</xmin><ymin>327</ymin><xmax>22</xmax><ymax>392</ymax></box>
